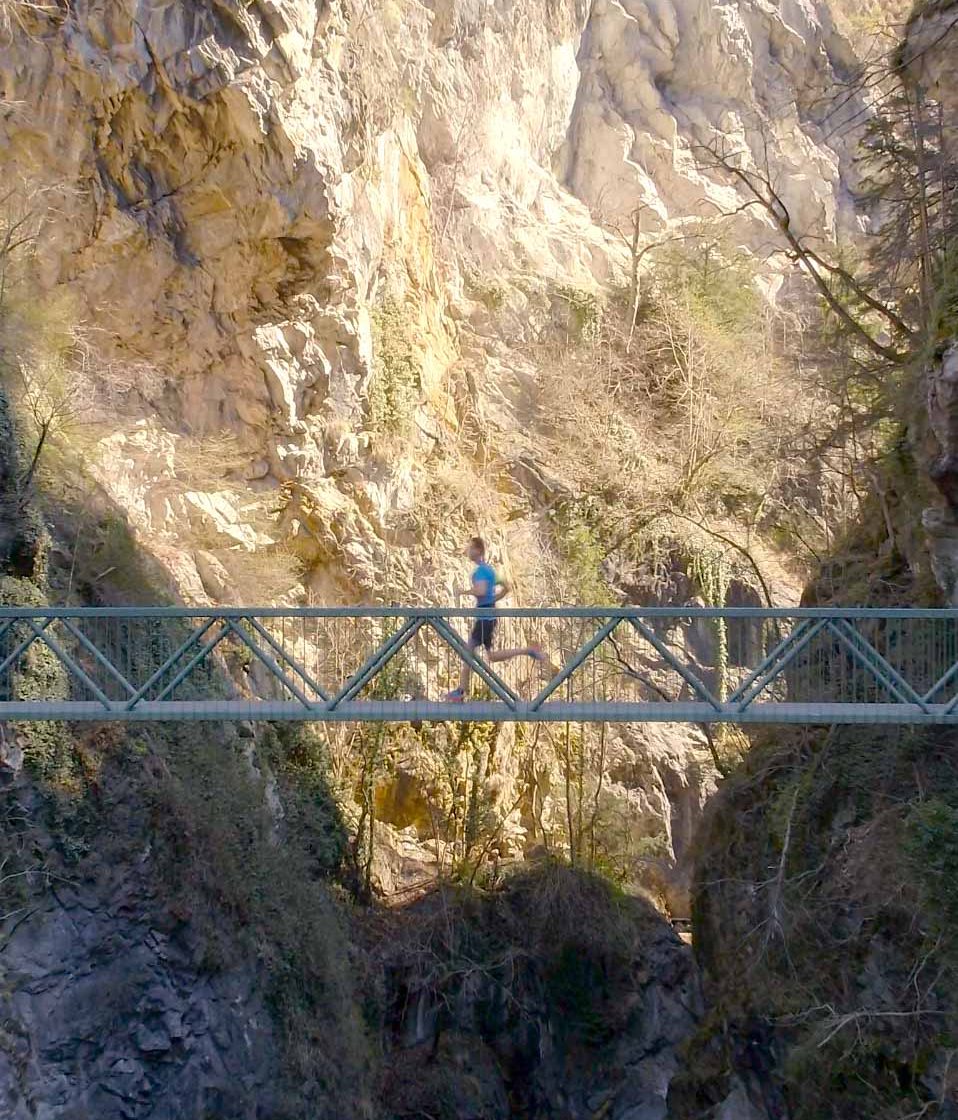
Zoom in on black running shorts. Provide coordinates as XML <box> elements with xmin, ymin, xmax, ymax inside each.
<box><xmin>470</xmin><ymin>618</ymin><xmax>497</xmax><ymax>650</ymax></box>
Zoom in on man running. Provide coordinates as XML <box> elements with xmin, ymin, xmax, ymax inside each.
<box><xmin>446</xmin><ymin>536</ymin><xmax>543</xmax><ymax>701</ymax></box>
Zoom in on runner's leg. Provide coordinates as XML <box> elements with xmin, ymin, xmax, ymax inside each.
<box><xmin>488</xmin><ymin>643</ymin><xmax>544</xmax><ymax>663</ymax></box>
<box><xmin>457</xmin><ymin>621</ymin><xmax>485</xmax><ymax>694</ymax></box>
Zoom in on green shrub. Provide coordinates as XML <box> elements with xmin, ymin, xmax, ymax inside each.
<box><xmin>924</xmin><ymin>242</ymin><xmax>958</xmax><ymax>356</ymax></box>
<box><xmin>688</xmin><ymin>545</ymin><xmax>731</xmax><ymax>699</ymax></box>
<box><xmin>465</xmin><ymin>273</ymin><xmax>506</xmax><ymax>311</ymax></box>
<box><xmin>905</xmin><ymin>796</ymin><xmax>958</xmax><ymax>939</ymax></box>
<box><xmin>369</xmin><ymin>297</ymin><xmax>420</xmax><ymax>435</ymax></box>
<box><xmin>554</xmin><ymin>285</ymin><xmax>603</xmax><ymax>343</ymax></box>
<box><xmin>552</xmin><ymin>506</ymin><xmax>613</xmax><ymax>605</ymax></box>
<box><xmin>0</xmin><ymin>575</ymin><xmax>76</xmax><ymax>784</ymax></box>
<box><xmin>653</xmin><ymin>237</ymin><xmax>760</xmax><ymax>330</ymax></box>
<box><xmin>263</xmin><ymin>722</ymin><xmax>350</xmax><ymax>876</ymax></box>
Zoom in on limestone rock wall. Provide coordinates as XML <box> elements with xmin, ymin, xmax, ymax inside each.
<box><xmin>561</xmin><ymin>0</ymin><xmax>862</xmax><ymax>239</ymax></box>
<box><xmin>902</xmin><ymin>0</ymin><xmax>958</xmax><ymax>115</ymax></box>
<box><xmin>0</xmin><ymin>0</ymin><xmax>862</xmax><ymax>604</ymax></box>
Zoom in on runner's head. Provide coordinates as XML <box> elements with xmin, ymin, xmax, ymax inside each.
<box><xmin>467</xmin><ymin>536</ymin><xmax>485</xmax><ymax>564</ymax></box>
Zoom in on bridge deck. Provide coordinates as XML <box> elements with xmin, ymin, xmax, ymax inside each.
<box><xmin>1</xmin><ymin>606</ymin><xmax>958</xmax><ymax>724</ymax></box>
<box><xmin>0</xmin><ymin>700</ymin><xmax>954</xmax><ymax>724</ymax></box>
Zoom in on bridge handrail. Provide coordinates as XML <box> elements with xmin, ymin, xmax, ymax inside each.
<box><xmin>1</xmin><ymin>606</ymin><xmax>957</xmax><ymax>620</ymax></box>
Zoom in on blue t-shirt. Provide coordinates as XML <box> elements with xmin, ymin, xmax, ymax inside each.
<box><xmin>473</xmin><ymin>562</ymin><xmax>497</xmax><ymax>607</ymax></box>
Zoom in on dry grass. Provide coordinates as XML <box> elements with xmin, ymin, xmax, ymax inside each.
<box><xmin>406</xmin><ymin>446</ymin><xmax>505</xmax><ymax>552</ymax></box>
<box><xmin>214</xmin><ymin>545</ymin><xmax>305</xmax><ymax>603</ymax></box>
<box><xmin>529</xmin><ymin>239</ymin><xmax>870</xmax><ymax>605</ymax></box>
<box><xmin>171</xmin><ymin>432</ymin><xmax>250</xmax><ymax>488</ymax></box>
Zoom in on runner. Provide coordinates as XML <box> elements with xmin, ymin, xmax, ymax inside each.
<box><xmin>446</xmin><ymin>536</ymin><xmax>544</xmax><ymax>701</ymax></box>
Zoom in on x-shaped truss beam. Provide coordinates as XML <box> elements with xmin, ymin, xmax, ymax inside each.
<box><xmin>1</xmin><ymin>609</ymin><xmax>957</xmax><ymax>723</ymax></box>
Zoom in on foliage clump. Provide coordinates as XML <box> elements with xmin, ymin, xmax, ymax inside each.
<box><xmin>369</xmin><ymin>296</ymin><xmax>421</xmax><ymax>436</ymax></box>
<box><xmin>371</xmin><ymin>862</ymin><xmax>683</xmax><ymax>1119</ymax></box>
<box><xmin>680</xmin><ymin>726</ymin><xmax>958</xmax><ymax>1119</ymax></box>
<box><xmin>550</xmin><ymin>505</ymin><xmax>614</xmax><ymax>605</ymax></box>
<box><xmin>905</xmin><ymin>795</ymin><xmax>958</xmax><ymax>939</ymax></box>
<box><xmin>554</xmin><ymin>284</ymin><xmax>603</xmax><ymax>343</ymax></box>
<box><xmin>464</xmin><ymin>272</ymin><xmax>506</xmax><ymax>312</ymax></box>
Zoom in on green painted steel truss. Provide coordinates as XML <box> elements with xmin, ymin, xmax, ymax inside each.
<box><xmin>1</xmin><ymin>607</ymin><xmax>958</xmax><ymax>724</ymax></box>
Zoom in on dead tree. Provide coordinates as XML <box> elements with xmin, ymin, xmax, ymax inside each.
<box><xmin>694</xmin><ymin>136</ymin><xmax>915</xmax><ymax>367</ymax></box>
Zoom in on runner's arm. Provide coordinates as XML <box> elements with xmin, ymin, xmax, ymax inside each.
<box><xmin>473</xmin><ymin>574</ymin><xmax>494</xmax><ymax>602</ymax></box>
<box><xmin>494</xmin><ymin>580</ymin><xmax>510</xmax><ymax>603</ymax></box>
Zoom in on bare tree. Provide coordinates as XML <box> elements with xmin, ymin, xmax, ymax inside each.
<box><xmin>858</xmin><ymin>75</ymin><xmax>957</xmax><ymax>327</ymax></box>
<box><xmin>694</xmin><ymin>135</ymin><xmax>915</xmax><ymax>365</ymax></box>
<box><xmin>0</xmin><ymin>181</ymin><xmax>46</xmax><ymax>314</ymax></box>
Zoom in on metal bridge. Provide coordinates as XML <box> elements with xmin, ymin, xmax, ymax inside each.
<box><xmin>2</xmin><ymin>606</ymin><xmax>958</xmax><ymax>724</ymax></box>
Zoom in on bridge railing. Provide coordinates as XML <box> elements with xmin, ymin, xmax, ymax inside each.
<box><xmin>1</xmin><ymin>607</ymin><xmax>957</xmax><ymax>723</ymax></box>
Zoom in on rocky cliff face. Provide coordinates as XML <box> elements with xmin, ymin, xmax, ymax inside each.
<box><xmin>902</xmin><ymin>0</ymin><xmax>958</xmax><ymax>109</ymax></box>
<box><xmin>0</xmin><ymin>777</ymin><xmax>283</xmax><ymax>1120</ymax></box>
<box><xmin>374</xmin><ymin>866</ymin><xmax>702</xmax><ymax>1120</ymax></box>
<box><xmin>1</xmin><ymin>0</ymin><xmax>861</xmax><ymax>601</ymax></box>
